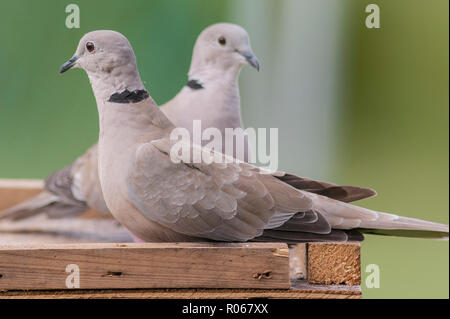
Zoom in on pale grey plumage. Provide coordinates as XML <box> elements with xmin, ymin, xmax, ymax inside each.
<box><xmin>1</xmin><ymin>24</ymin><xmax>256</xmax><ymax>219</ymax></box>
<box><xmin>1</xmin><ymin>24</ymin><xmax>376</xmax><ymax>226</ymax></box>
<box><xmin>50</xmin><ymin>30</ymin><xmax>448</xmax><ymax>243</ymax></box>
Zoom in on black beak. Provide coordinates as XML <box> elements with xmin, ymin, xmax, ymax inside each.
<box><xmin>237</xmin><ymin>50</ymin><xmax>260</xmax><ymax>71</ymax></box>
<box><xmin>59</xmin><ymin>55</ymin><xmax>79</xmax><ymax>74</ymax></box>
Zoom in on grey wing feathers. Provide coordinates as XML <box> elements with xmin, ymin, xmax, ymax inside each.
<box><xmin>44</xmin><ymin>164</ymin><xmax>89</xmax><ymax>210</ymax></box>
<box><xmin>275</xmin><ymin>173</ymin><xmax>377</xmax><ymax>203</ymax></box>
<box><xmin>253</xmin><ymin>229</ymin><xmax>364</xmax><ymax>243</ymax></box>
<box><xmin>253</xmin><ymin>210</ymin><xmax>365</xmax><ymax>243</ymax></box>
<box><xmin>273</xmin><ymin>210</ymin><xmax>331</xmax><ymax>234</ymax></box>
<box><xmin>128</xmin><ymin>140</ymin><xmax>313</xmax><ymax>242</ymax></box>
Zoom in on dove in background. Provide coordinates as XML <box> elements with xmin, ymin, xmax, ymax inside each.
<box><xmin>0</xmin><ymin>24</ymin><xmax>376</xmax><ymax>227</ymax></box>
<box><xmin>54</xmin><ymin>29</ymin><xmax>447</xmax><ymax>243</ymax></box>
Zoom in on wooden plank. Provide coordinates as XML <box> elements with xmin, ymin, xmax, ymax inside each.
<box><xmin>307</xmin><ymin>242</ymin><xmax>361</xmax><ymax>285</ymax></box>
<box><xmin>0</xmin><ymin>280</ymin><xmax>361</xmax><ymax>299</ymax></box>
<box><xmin>0</xmin><ymin>243</ymin><xmax>290</xmax><ymax>290</ymax></box>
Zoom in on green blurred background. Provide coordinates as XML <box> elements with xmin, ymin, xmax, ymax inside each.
<box><xmin>0</xmin><ymin>0</ymin><xmax>447</xmax><ymax>298</ymax></box>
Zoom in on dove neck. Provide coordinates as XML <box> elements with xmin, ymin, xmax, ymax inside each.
<box><xmin>87</xmin><ymin>67</ymin><xmax>173</xmax><ymax>129</ymax></box>
<box><xmin>186</xmin><ymin>66</ymin><xmax>242</xmax><ymax>111</ymax></box>
<box><xmin>188</xmin><ymin>61</ymin><xmax>242</xmax><ymax>86</ymax></box>
<box><xmin>89</xmin><ymin>68</ymin><xmax>174</xmax><ymax>143</ymax></box>
<box><xmin>173</xmin><ymin>65</ymin><xmax>243</xmax><ymax>135</ymax></box>
<box><xmin>87</xmin><ymin>68</ymin><xmax>146</xmax><ymax>103</ymax></box>
<box><xmin>97</xmin><ymin>95</ymin><xmax>173</xmax><ymax>134</ymax></box>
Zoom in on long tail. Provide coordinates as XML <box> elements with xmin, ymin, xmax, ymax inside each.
<box><xmin>0</xmin><ymin>191</ymin><xmax>87</xmax><ymax>221</ymax></box>
<box><xmin>274</xmin><ymin>172</ymin><xmax>377</xmax><ymax>203</ymax></box>
<box><xmin>309</xmin><ymin>193</ymin><xmax>449</xmax><ymax>239</ymax></box>
<box><xmin>359</xmin><ymin>228</ymin><xmax>448</xmax><ymax>240</ymax></box>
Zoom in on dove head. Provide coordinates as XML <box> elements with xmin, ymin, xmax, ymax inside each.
<box><xmin>60</xmin><ymin>30</ymin><xmax>145</xmax><ymax>97</ymax></box>
<box><xmin>189</xmin><ymin>23</ymin><xmax>260</xmax><ymax>80</ymax></box>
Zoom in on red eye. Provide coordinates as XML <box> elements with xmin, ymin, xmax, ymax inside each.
<box><xmin>86</xmin><ymin>41</ymin><xmax>95</xmax><ymax>53</ymax></box>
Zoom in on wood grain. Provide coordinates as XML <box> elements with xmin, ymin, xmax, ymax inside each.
<box><xmin>307</xmin><ymin>242</ymin><xmax>361</xmax><ymax>285</ymax></box>
<box><xmin>0</xmin><ymin>242</ymin><xmax>290</xmax><ymax>290</ymax></box>
<box><xmin>0</xmin><ymin>280</ymin><xmax>361</xmax><ymax>299</ymax></box>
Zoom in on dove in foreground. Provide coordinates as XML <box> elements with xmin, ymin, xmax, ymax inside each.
<box><xmin>1</xmin><ymin>24</ymin><xmax>376</xmax><ymax>226</ymax></box>
<box><xmin>55</xmin><ymin>30</ymin><xmax>448</xmax><ymax>243</ymax></box>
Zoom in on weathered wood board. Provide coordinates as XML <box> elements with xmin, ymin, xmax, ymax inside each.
<box><xmin>0</xmin><ymin>280</ymin><xmax>361</xmax><ymax>299</ymax></box>
<box><xmin>0</xmin><ymin>243</ymin><xmax>290</xmax><ymax>290</ymax></box>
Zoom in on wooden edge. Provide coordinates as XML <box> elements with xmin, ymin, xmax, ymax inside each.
<box><xmin>0</xmin><ymin>280</ymin><xmax>361</xmax><ymax>299</ymax></box>
<box><xmin>0</xmin><ymin>242</ymin><xmax>287</xmax><ymax>250</ymax></box>
<box><xmin>0</xmin><ymin>179</ymin><xmax>44</xmax><ymax>189</ymax></box>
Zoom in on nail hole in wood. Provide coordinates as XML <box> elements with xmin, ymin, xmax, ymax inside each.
<box><xmin>253</xmin><ymin>270</ymin><xmax>272</xmax><ymax>280</ymax></box>
<box><xmin>103</xmin><ymin>271</ymin><xmax>123</xmax><ymax>277</ymax></box>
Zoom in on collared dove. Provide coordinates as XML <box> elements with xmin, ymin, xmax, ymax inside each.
<box><xmin>52</xmin><ymin>29</ymin><xmax>447</xmax><ymax>243</ymax></box>
<box><xmin>0</xmin><ymin>24</ymin><xmax>376</xmax><ymax>223</ymax></box>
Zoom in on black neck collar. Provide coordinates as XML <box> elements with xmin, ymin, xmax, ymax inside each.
<box><xmin>186</xmin><ymin>79</ymin><xmax>204</xmax><ymax>90</ymax></box>
<box><xmin>108</xmin><ymin>89</ymin><xmax>149</xmax><ymax>104</ymax></box>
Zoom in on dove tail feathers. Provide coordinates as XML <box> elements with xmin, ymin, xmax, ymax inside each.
<box><xmin>310</xmin><ymin>193</ymin><xmax>449</xmax><ymax>239</ymax></box>
<box><xmin>0</xmin><ymin>192</ymin><xmax>59</xmax><ymax>220</ymax></box>
<box><xmin>0</xmin><ymin>191</ymin><xmax>88</xmax><ymax>221</ymax></box>
<box><xmin>274</xmin><ymin>173</ymin><xmax>377</xmax><ymax>203</ymax></box>
<box><xmin>358</xmin><ymin>228</ymin><xmax>449</xmax><ymax>240</ymax></box>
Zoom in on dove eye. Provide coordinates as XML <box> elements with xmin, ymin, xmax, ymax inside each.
<box><xmin>218</xmin><ymin>37</ymin><xmax>226</xmax><ymax>46</ymax></box>
<box><xmin>86</xmin><ymin>41</ymin><xmax>96</xmax><ymax>53</ymax></box>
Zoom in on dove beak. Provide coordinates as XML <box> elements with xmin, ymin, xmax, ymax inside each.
<box><xmin>59</xmin><ymin>55</ymin><xmax>79</xmax><ymax>74</ymax></box>
<box><xmin>237</xmin><ymin>50</ymin><xmax>260</xmax><ymax>71</ymax></box>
